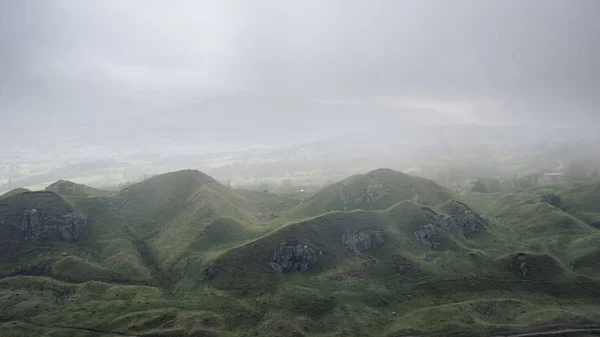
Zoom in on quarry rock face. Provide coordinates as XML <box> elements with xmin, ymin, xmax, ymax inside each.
<box><xmin>269</xmin><ymin>243</ymin><xmax>318</xmax><ymax>273</ymax></box>
<box><xmin>18</xmin><ymin>208</ymin><xmax>88</xmax><ymax>242</ymax></box>
<box><xmin>342</xmin><ymin>230</ymin><xmax>386</xmax><ymax>255</ymax></box>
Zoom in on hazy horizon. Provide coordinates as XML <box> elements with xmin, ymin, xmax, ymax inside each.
<box><xmin>2</xmin><ymin>1</ymin><xmax>600</xmax><ymax>192</ymax></box>
<box><xmin>2</xmin><ymin>0</ymin><xmax>600</xmax><ymax>154</ymax></box>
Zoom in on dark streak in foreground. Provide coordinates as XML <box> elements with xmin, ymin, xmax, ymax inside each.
<box><xmin>393</xmin><ymin>324</ymin><xmax>600</xmax><ymax>337</ymax></box>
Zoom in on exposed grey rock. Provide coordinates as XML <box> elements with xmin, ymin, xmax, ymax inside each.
<box><xmin>468</xmin><ymin>250</ymin><xmax>484</xmax><ymax>258</ymax></box>
<box><xmin>432</xmin><ymin>205</ymin><xmax>485</xmax><ymax>237</ymax></box>
<box><xmin>60</xmin><ymin>212</ymin><xmax>88</xmax><ymax>242</ymax></box>
<box><xmin>342</xmin><ymin>230</ymin><xmax>386</xmax><ymax>255</ymax></box>
<box><xmin>269</xmin><ymin>243</ymin><xmax>317</xmax><ymax>273</ymax></box>
<box><xmin>11</xmin><ymin>259</ymin><xmax>56</xmax><ymax>277</ymax></box>
<box><xmin>423</xmin><ymin>252</ymin><xmax>440</xmax><ymax>261</ymax></box>
<box><xmin>519</xmin><ymin>262</ymin><xmax>530</xmax><ymax>276</ymax></box>
<box><xmin>592</xmin><ymin>221</ymin><xmax>600</xmax><ymax>229</ymax></box>
<box><xmin>516</xmin><ymin>253</ymin><xmax>532</xmax><ymax>276</ymax></box>
<box><xmin>203</xmin><ymin>264</ymin><xmax>218</xmax><ymax>279</ymax></box>
<box><xmin>414</xmin><ymin>224</ymin><xmax>442</xmax><ymax>249</ymax></box>
<box><xmin>414</xmin><ymin>202</ymin><xmax>486</xmax><ymax>249</ymax></box>
<box><xmin>412</xmin><ymin>193</ymin><xmax>429</xmax><ymax>205</ymax></box>
<box><xmin>364</xmin><ymin>180</ymin><xmax>386</xmax><ymax>204</ymax></box>
<box><xmin>540</xmin><ymin>193</ymin><xmax>561</xmax><ymax>207</ymax></box>
<box><xmin>339</xmin><ymin>179</ymin><xmax>387</xmax><ymax>211</ymax></box>
<box><xmin>17</xmin><ymin>208</ymin><xmax>88</xmax><ymax>242</ymax></box>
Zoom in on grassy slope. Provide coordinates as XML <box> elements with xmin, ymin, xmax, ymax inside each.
<box><xmin>0</xmin><ymin>188</ymin><xmax>31</xmax><ymax>200</ymax></box>
<box><xmin>0</xmin><ymin>191</ymin><xmax>77</xmax><ymax>274</ymax></box>
<box><xmin>3</xmin><ymin>171</ymin><xmax>600</xmax><ymax>336</ymax></box>
<box><xmin>487</xmin><ymin>181</ymin><xmax>600</xmax><ymax>279</ymax></box>
<box><xmin>1</xmin><ymin>170</ymin><xmax>268</xmax><ymax>288</ymax></box>
<box><xmin>45</xmin><ymin>180</ymin><xmax>116</xmax><ymax>198</ymax></box>
<box><xmin>0</xmin><ymin>190</ymin><xmax>153</xmax><ymax>285</ymax></box>
<box><xmin>291</xmin><ymin>168</ymin><xmax>454</xmax><ymax>218</ymax></box>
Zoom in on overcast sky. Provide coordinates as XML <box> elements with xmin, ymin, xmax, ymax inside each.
<box><xmin>1</xmin><ymin>0</ymin><xmax>599</xmax><ymax>149</ymax></box>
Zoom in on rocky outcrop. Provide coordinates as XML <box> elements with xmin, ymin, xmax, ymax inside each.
<box><xmin>60</xmin><ymin>212</ymin><xmax>89</xmax><ymax>242</ymax></box>
<box><xmin>509</xmin><ymin>252</ymin><xmax>563</xmax><ymax>279</ymax></box>
<box><xmin>339</xmin><ymin>179</ymin><xmax>387</xmax><ymax>211</ymax></box>
<box><xmin>342</xmin><ymin>230</ymin><xmax>386</xmax><ymax>255</ymax></box>
<box><xmin>203</xmin><ymin>264</ymin><xmax>219</xmax><ymax>279</ymax></box>
<box><xmin>519</xmin><ymin>261</ymin><xmax>531</xmax><ymax>276</ymax></box>
<box><xmin>269</xmin><ymin>243</ymin><xmax>318</xmax><ymax>273</ymax></box>
<box><xmin>1</xmin><ymin>192</ymin><xmax>89</xmax><ymax>247</ymax></box>
<box><xmin>414</xmin><ymin>224</ymin><xmax>442</xmax><ymax>249</ymax></box>
<box><xmin>18</xmin><ymin>208</ymin><xmax>88</xmax><ymax>242</ymax></box>
<box><xmin>423</xmin><ymin>252</ymin><xmax>440</xmax><ymax>261</ymax></box>
<box><xmin>414</xmin><ymin>202</ymin><xmax>486</xmax><ymax>249</ymax></box>
<box><xmin>431</xmin><ymin>204</ymin><xmax>485</xmax><ymax>237</ymax></box>
<box><xmin>11</xmin><ymin>259</ymin><xmax>56</xmax><ymax>277</ymax></box>
<box><xmin>515</xmin><ymin>253</ymin><xmax>534</xmax><ymax>277</ymax></box>
<box><xmin>540</xmin><ymin>193</ymin><xmax>561</xmax><ymax>207</ymax></box>
<box><xmin>592</xmin><ymin>221</ymin><xmax>600</xmax><ymax>229</ymax></box>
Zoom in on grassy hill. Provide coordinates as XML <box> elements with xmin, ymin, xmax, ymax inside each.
<box><xmin>0</xmin><ymin>191</ymin><xmax>77</xmax><ymax>274</ymax></box>
<box><xmin>290</xmin><ymin>168</ymin><xmax>454</xmax><ymax>218</ymax></box>
<box><xmin>3</xmin><ymin>169</ymin><xmax>600</xmax><ymax>336</ymax></box>
<box><xmin>0</xmin><ymin>188</ymin><xmax>31</xmax><ymax>200</ymax></box>
<box><xmin>486</xmin><ymin>180</ymin><xmax>600</xmax><ymax>281</ymax></box>
<box><xmin>45</xmin><ymin>180</ymin><xmax>115</xmax><ymax>198</ymax></box>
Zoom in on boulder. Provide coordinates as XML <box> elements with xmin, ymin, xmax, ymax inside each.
<box><xmin>342</xmin><ymin>230</ymin><xmax>386</xmax><ymax>255</ymax></box>
<box><xmin>269</xmin><ymin>243</ymin><xmax>318</xmax><ymax>273</ymax></box>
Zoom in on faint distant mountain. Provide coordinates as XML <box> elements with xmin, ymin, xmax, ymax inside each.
<box><xmin>0</xmin><ymin>94</ymin><xmax>463</xmax><ymax>156</ymax></box>
<box><xmin>149</xmin><ymin>94</ymin><xmax>460</xmax><ymax>142</ymax></box>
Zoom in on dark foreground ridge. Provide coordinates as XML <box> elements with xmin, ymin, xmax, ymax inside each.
<box><xmin>394</xmin><ymin>325</ymin><xmax>600</xmax><ymax>337</ymax></box>
<box><xmin>494</xmin><ymin>325</ymin><xmax>600</xmax><ymax>337</ymax></box>
<box><xmin>5</xmin><ymin>319</ymin><xmax>139</xmax><ymax>337</ymax></box>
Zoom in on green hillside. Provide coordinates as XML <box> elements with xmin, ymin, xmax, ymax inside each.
<box><xmin>291</xmin><ymin>168</ymin><xmax>454</xmax><ymax>218</ymax></box>
<box><xmin>487</xmin><ymin>180</ymin><xmax>600</xmax><ymax>280</ymax></box>
<box><xmin>0</xmin><ymin>188</ymin><xmax>30</xmax><ymax>200</ymax></box>
<box><xmin>3</xmin><ymin>169</ymin><xmax>600</xmax><ymax>336</ymax></box>
<box><xmin>45</xmin><ymin>180</ymin><xmax>115</xmax><ymax>198</ymax></box>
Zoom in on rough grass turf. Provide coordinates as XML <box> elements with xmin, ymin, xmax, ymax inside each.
<box><xmin>2</xmin><ymin>170</ymin><xmax>600</xmax><ymax>336</ymax></box>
